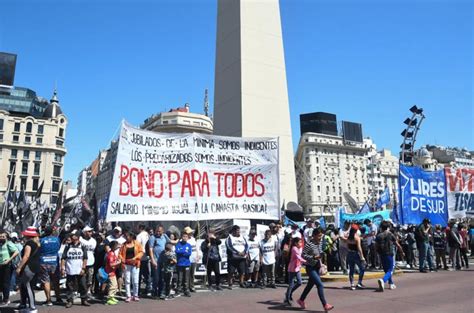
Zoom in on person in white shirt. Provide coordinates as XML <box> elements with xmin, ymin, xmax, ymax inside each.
<box><xmin>303</xmin><ymin>220</ymin><xmax>314</xmax><ymax>243</ymax></box>
<box><xmin>80</xmin><ymin>226</ymin><xmax>97</xmax><ymax>296</ymax></box>
<box><xmin>246</xmin><ymin>230</ymin><xmax>261</xmax><ymax>288</ymax></box>
<box><xmin>183</xmin><ymin>226</ymin><xmax>198</xmax><ymax>292</ymax></box>
<box><xmin>136</xmin><ymin>224</ymin><xmax>151</xmax><ymax>296</ymax></box>
<box><xmin>225</xmin><ymin>226</ymin><xmax>248</xmax><ymax>289</ymax></box>
<box><xmin>260</xmin><ymin>230</ymin><xmax>278</xmax><ymax>289</ymax></box>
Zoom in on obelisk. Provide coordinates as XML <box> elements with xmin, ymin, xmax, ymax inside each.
<box><xmin>213</xmin><ymin>0</ymin><xmax>297</xmax><ymax>205</ymax></box>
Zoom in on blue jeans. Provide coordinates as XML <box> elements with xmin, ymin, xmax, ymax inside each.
<box><xmin>381</xmin><ymin>255</ymin><xmax>394</xmax><ymax>285</ymax></box>
<box><xmin>286</xmin><ymin>271</ymin><xmax>302</xmax><ymax>301</ymax></box>
<box><xmin>347</xmin><ymin>251</ymin><xmax>365</xmax><ymax>285</ymax></box>
<box><xmin>300</xmin><ymin>266</ymin><xmax>327</xmax><ymax>306</ymax></box>
<box><xmin>419</xmin><ymin>242</ymin><xmax>434</xmax><ymax>271</ymax></box>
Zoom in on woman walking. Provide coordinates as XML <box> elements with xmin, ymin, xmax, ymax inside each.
<box><xmin>346</xmin><ymin>224</ymin><xmax>366</xmax><ymax>290</ymax></box>
<box><xmin>119</xmin><ymin>232</ymin><xmax>143</xmax><ymax>303</ymax></box>
<box><xmin>297</xmin><ymin>228</ymin><xmax>334</xmax><ymax>312</ymax></box>
<box><xmin>285</xmin><ymin>237</ymin><xmax>306</xmax><ymax>305</ymax></box>
<box><xmin>16</xmin><ymin>227</ymin><xmax>41</xmax><ymax>312</ymax></box>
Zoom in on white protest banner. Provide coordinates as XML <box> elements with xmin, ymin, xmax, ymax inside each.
<box><xmin>106</xmin><ymin>121</ymin><xmax>280</xmax><ymax>222</ymax></box>
<box><xmin>256</xmin><ymin>224</ymin><xmax>270</xmax><ymax>241</ymax></box>
<box><xmin>233</xmin><ymin>219</ymin><xmax>251</xmax><ymax>238</ymax></box>
<box><xmin>445</xmin><ymin>167</ymin><xmax>474</xmax><ymax>219</ymax></box>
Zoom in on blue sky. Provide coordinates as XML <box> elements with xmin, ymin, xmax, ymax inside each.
<box><xmin>1</xmin><ymin>0</ymin><xmax>472</xmax><ymax>184</ymax></box>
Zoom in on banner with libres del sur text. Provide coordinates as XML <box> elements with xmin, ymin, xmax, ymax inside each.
<box><xmin>399</xmin><ymin>165</ymin><xmax>448</xmax><ymax>226</ymax></box>
<box><xmin>106</xmin><ymin>121</ymin><xmax>280</xmax><ymax>222</ymax></box>
<box><xmin>445</xmin><ymin>167</ymin><xmax>474</xmax><ymax>219</ymax></box>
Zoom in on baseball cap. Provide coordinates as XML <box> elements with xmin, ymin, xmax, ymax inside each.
<box><xmin>83</xmin><ymin>226</ymin><xmax>94</xmax><ymax>232</ymax></box>
<box><xmin>113</xmin><ymin>226</ymin><xmax>122</xmax><ymax>232</ymax></box>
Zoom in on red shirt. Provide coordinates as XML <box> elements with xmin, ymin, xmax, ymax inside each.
<box><xmin>106</xmin><ymin>251</ymin><xmax>118</xmax><ymax>277</ymax></box>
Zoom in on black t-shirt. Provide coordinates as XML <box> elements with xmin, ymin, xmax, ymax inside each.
<box><xmin>23</xmin><ymin>240</ymin><xmax>41</xmax><ymax>274</ymax></box>
<box><xmin>376</xmin><ymin>232</ymin><xmax>396</xmax><ymax>256</ymax></box>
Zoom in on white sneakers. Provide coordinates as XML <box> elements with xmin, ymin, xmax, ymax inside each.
<box><xmin>389</xmin><ymin>284</ymin><xmax>397</xmax><ymax>290</ymax></box>
<box><xmin>377</xmin><ymin>279</ymin><xmax>385</xmax><ymax>292</ymax></box>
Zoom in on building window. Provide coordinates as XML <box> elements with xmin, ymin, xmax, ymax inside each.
<box><xmin>11</xmin><ymin>149</ymin><xmax>17</xmax><ymax>159</ymax></box>
<box><xmin>54</xmin><ymin>154</ymin><xmax>62</xmax><ymax>162</ymax></box>
<box><xmin>14</xmin><ymin>122</ymin><xmax>20</xmax><ymax>132</ymax></box>
<box><xmin>32</xmin><ymin>178</ymin><xmax>39</xmax><ymax>191</ymax></box>
<box><xmin>25</xmin><ymin>136</ymin><xmax>31</xmax><ymax>144</ymax></box>
<box><xmin>21</xmin><ymin>162</ymin><xmax>28</xmax><ymax>175</ymax></box>
<box><xmin>0</xmin><ymin>133</ymin><xmax>3</xmax><ymax>142</ymax></box>
<box><xmin>20</xmin><ymin>177</ymin><xmax>27</xmax><ymax>189</ymax></box>
<box><xmin>35</xmin><ymin>151</ymin><xmax>41</xmax><ymax>161</ymax></box>
<box><xmin>13</xmin><ymin>135</ymin><xmax>19</xmax><ymax>142</ymax></box>
<box><xmin>51</xmin><ymin>196</ymin><xmax>58</xmax><ymax>204</ymax></box>
<box><xmin>38</xmin><ymin>125</ymin><xmax>44</xmax><ymax>134</ymax></box>
<box><xmin>56</xmin><ymin>140</ymin><xmax>63</xmax><ymax>147</ymax></box>
<box><xmin>59</xmin><ymin>128</ymin><xmax>64</xmax><ymax>137</ymax></box>
<box><xmin>34</xmin><ymin>163</ymin><xmax>40</xmax><ymax>176</ymax></box>
<box><xmin>0</xmin><ymin>119</ymin><xmax>3</xmax><ymax>130</ymax></box>
<box><xmin>53</xmin><ymin>165</ymin><xmax>61</xmax><ymax>177</ymax></box>
<box><xmin>26</xmin><ymin>122</ymin><xmax>32</xmax><ymax>133</ymax></box>
<box><xmin>24</xmin><ymin>150</ymin><xmax>30</xmax><ymax>159</ymax></box>
<box><xmin>36</xmin><ymin>137</ymin><xmax>43</xmax><ymax>144</ymax></box>
<box><xmin>52</xmin><ymin>180</ymin><xmax>61</xmax><ymax>192</ymax></box>
<box><xmin>9</xmin><ymin>162</ymin><xmax>16</xmax><ymax>174</ymax></box>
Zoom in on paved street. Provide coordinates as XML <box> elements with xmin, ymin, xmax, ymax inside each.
<box><xmin>3</xmin><ymin>267</ymin><xmax>473</xmax><ymax>313</ymax></box>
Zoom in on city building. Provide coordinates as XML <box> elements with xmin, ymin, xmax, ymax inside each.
<box><xmin>77</xmin><ymin>169</ymin><xmax>87</xmax><ymax>196</ymax></box>
<box><xmin>0</xmin><ymin>53</ymin><xmax>67</xmax><ymax>205</ymax></box>
<box><xmin>426</xmin><ymin>145</ymin><xmax>474</xmax><ymax>168</ymax></box>
<box><xmin>213</xmin><ymin>0</ymin><xmax>297</xmax><ymax>204</ymax></box>
<box><xmin>141</xmin><ymin>103</ymin><xmax>213</xmax><ymax>134</ymax></box>
<box><xmin>295</xmin><ymin>132</ymin><xmax>370</xmax><ymax>219</ymax></box>
<box><xmin>370</xmin><ymin>149</ymin><xmax>399</xmax><ymax>208</ymax></box>
<box><xmin>95</xmin><ymin>140</ymin><xmax>118</xmax><ymax>209</ymax></box>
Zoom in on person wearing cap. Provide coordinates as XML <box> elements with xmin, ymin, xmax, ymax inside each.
<box><xmin>105</xmin><ymin>226</ymin><xmax>126</xmax><ymax>295</ymax></box>
<box><xmin>61</xmin><ymin>230</ymin><xmax>90</xmax><ymax>308</ymax></box>
<box><xmin>183</xmin><ymin>226</ymin><xmax>198</xmax><ymax>293</ymax></box>
<box><xmin>0</xmin><ymin>230</ymin><xmax>19</xmax><ymax>306</ymax></box>
<box><xmin>16</xmin><ymin>227</ymin><xmax>41</xmax><ymax>311</ymax></box>
<box><xmin>39</xmin><ymin>226</ymin><xmax>61</xmax><ymax>306</ymax></box>
<box><xmin>80</xmin><ymin>226</ymin><xmax>97</xmax><ymax>297</ymax></box>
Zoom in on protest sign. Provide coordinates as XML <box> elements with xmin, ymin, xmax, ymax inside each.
<box><xmin>445</xmin><ymin>167</ymin><xmax>474</xmax><ymax>219</ymax></box>
<box><xmin>339</xmin><ymin>210</ymin><xmax>390</xmax><ymax>228</ymax></box>
<box><xmin>106</xmin><ymin>121</ymin><xmax>280</xmax><ymax>222</ymax></box>
<box><xmin>399</xmin><ymin>165</ymin><xmax>448</xmax><ymax>226</ymax></box>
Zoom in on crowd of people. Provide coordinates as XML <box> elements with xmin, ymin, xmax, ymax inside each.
<box><xmin>0</xmin><ymin>218</ymin><xmax>472</xmax><ymax>312</ymax></box>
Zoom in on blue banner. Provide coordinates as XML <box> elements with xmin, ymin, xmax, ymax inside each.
<box><xmin>99</xmin><ymin>196</ymin><xmax>109</xmax><ymax>220</ymax></box>
<box><xmin>399</xmin><ymin>165</ymin><xmax>448</xmax><ymax>226</ymax></box>
<box><xmin>340</xmin><ymin>210</ymin><xmax>390</xmax><ymax>228</ymax></box>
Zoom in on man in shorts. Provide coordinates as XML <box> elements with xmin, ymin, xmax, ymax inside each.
<box><xmin>226</xmin><ymin>226</ymin><xmax>248</xmax><ymax>289</ymax></box>
<box><xmin>246</xmin><ymin>230</ymin><xmax>261</xmax><ymax>288</ymax></box>
<box><xmin>39</xmin><ymin>226</ymin><xmax>61</xmax><ymax>306</ymax></box>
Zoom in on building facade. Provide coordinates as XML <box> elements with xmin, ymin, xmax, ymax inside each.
<box><xmin>295</xmin><ymin>132</ymin><xmax>370</xmax><ymax>218</ymax></box>
<box><xmin>141</xmin><ymin>104</ymin><xmax>213</xmax><ymax>134</ymax></box>
<box><xmin>0</xmin><ymin>87</ymin><xmax>67</xmax><ymax>205</ymax></box>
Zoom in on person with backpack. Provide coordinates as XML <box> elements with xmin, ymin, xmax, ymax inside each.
<box><xmin>417</xmin><ymin>219</ymin><xmax>434</xmax><ymax>273</ymax></box>
<box><xmin>376</xmin><ymin>221</ymin><xmax>403</xmax><ymax>291</ymax></box>
<box><xmin>0</xmin><ymin>230</ymin><xmax>19</xmax><ymax>306</ymax></box>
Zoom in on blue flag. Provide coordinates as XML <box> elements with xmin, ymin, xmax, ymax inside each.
<box><xmin>376</xmin><ymin>186</ymin><xmax>391</xmax><ymax>209</ymax></box>
<box><xmin>357</xmin><ymin>201</ymin><xmax>371</xmax><ymax>214</ymax></box>
<box><xmin>399</xmin><ymin>165</ymin><xmax>448</xmax><ymax>226</ymax></box>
